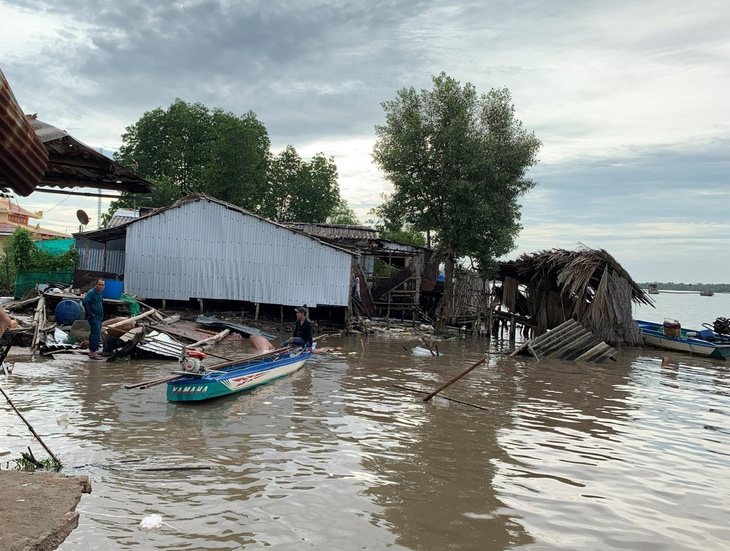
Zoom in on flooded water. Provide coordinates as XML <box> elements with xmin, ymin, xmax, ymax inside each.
<box><xmin>1</xmin><ymin>294</ymin><xmax>728</xmax><ymax>550</ymax></box>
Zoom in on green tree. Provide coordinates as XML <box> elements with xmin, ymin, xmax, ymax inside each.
<box><xmin>108</xmin><ymin>99</ymin><xmax>271</xmax><ymax>220</ymax></box>
<box><xmin>267</xmin><ymin>147</ymin><xmax>342</xmax><ymax>223</ymax></box>
<box><xmin>108</xmin><ymin>99</ymin><xmax>343</xmax><ymax>225</ymax></box>
<box><xmin>6</xmin><ymin>227</ymin><xmax>35</xmax><ymax>270</ymax></box>
<box><xmin>371</xmin><ymin>199</ymin><xmax>427</xmax><ymax>246</ymax></box>
<box><xmin>373</xmin><ymin>73</ymin><xmax>541</xmax><ymax>328</ymax></box>
<box><xmin>1</xmin><ymin>230</ymin><xmax>78</xmax><ymax>291</ymax></box>
<box><xmin>327</xmin><ymin>199</ymin><xmax>359</xmax><ymax>225</ymax></box>
<box><xmin>205</xmin><ymin>110</ymin><xmax>270</xmax><ymax>211</ymax></box>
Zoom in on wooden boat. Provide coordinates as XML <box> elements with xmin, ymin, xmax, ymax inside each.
<box><xmin>167</xmin><ymin>347</ymin><xmax>311</xmax><ymax>402</ymax></box>
<box><xmin>635</xmin><ymin>320</ymin><xmax>730</xmax><ymax>360</ymax></box>
<box><xmin>699</xmin><ymin>289</ymin><xmax>714</xmax><ymax>296</ymax></box>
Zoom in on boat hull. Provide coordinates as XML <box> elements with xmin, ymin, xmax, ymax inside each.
<box><xmin>636</xmin><ymin>320</ymin><xmax>730</xmax><ymax>360</ymax></box>
<box><xmin>167</xmin><ymin>350</ymin><xmax>311</xmax><ymax>402</ymax></box>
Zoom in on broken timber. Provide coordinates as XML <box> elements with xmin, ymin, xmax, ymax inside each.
<box><xmin>509</xmin><ymin>319</ymin><xmax>617</xmax><ymax>363</ymax></box>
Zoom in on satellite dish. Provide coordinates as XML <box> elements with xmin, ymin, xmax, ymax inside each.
<box><xmin>76</xmin><ymin>209</ymin><xmax>89</xmax><ymax>226</ymax></box>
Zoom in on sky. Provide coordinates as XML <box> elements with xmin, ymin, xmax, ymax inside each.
<box><xmin>1</xmin><ymin>0</ymin><xmax>728</xmax><ymax>283</ymax></box>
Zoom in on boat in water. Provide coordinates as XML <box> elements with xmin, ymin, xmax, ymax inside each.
<box><xmin>699</xmin><ymin>289</ymin><xmax>714</xmax><ymax>296</ymax></box>
<box><xmin>636</xmin><ymin>319</ymin><xmax>730</xmax><ymax>360</ymax></box>
<box><xmin>167</xmin><ymin>347</ymin><xmax>312</xmax><ymax>402</ymax></box>
<box><xmin>647</xmin><ymin>283</ymin><xmax>659</xmax><ymax>295</ymax></box>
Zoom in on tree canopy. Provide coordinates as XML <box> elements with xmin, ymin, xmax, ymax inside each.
<box><xmin>108</xmin><ymin>99</ymin><xmax>345</xmax><ymax>225</ymax></box>
<box><xmin>373</xmin><ymin>73</ymin><xmax>541</xmax><ymax>326</ymax></box>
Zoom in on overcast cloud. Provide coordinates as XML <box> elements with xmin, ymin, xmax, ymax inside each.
<box><xmin>1</xmin><ymin>0</ymin><xmax>728</xmax><ymax>282</ymax></box>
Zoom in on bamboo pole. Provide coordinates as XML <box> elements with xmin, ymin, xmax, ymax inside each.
<box><xmin>0</xmin><ymin>385</ymin><xmax>61</xmax><ymax>465</ymax></box>
<box><xmin>30</xmin><ymin>295</ymin><xmax>46</xmax><ymax>360</ymax></box>
<box><xmin>419</xmin><ymin>337</ymin><xmax>436</xmax><ymax>357</ymax></box>
<box><xmin>104</xmin><ymin>308</ymin><xmax>157</xmax><ymax>329</ymax></box>
<box><xmin>124</xmin><ymin>374</ymin><xmax>185</xmax><ymax>390</ymax></box>
<box><xmin>186</xmin><ymin>329</ymin><xmax>230</xmax><ymax>349</ymax></box>
<box><xmin>422</xmin><ymin>356</ymin><xmax>487</xmax><ymax>402</ymax></box>
<box><xmin>393</xmin><ymin>384</ymin><xmax>493</xmax><ymax>412</ymax></box>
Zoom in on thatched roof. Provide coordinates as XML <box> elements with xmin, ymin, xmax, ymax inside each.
<box><xmin>498</xmin><ymin>247</ymin><xmax>653</xmax><ymax>347</ymax></box>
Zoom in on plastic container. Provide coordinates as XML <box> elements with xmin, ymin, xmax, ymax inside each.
<box><xmin>55</xmin><ymin>299</ymin><xmax>85</xmax><ymax>325</ymax></box>
<box><xmin>102</xmin><ymin>279</ymin><xmax>123</xmax><ymax>299</ymax></box>
<box><xmin>663</xmin><ymin>319</ymin><xmax>681</xmax><ymax>338</ymax></box>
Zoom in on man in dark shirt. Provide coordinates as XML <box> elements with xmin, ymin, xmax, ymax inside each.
<box><xmin>284</xmin><ymin>307</ymin><xmax>313</xmax><ymax>347</ymax></box>
<box><xmin>82</xmin><ymin>278</ymin><xmax>105</xmax><ymax>359</ymax></box>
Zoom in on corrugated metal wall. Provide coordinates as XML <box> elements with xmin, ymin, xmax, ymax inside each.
<box><xmin>124</xmin><ymin>199</ymin><xmax>353</xmax><ymax>306</ymax></box>
<box><xmin>75</xmin><ymin>236</ymin><xmax>126</xmax><ymax>276</ymax></box>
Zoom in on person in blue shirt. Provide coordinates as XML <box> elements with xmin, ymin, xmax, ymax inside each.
<box><xmin>82</xmin><ymin>279</ymin><xmax>105</xmax><ymax>360</ymax></box>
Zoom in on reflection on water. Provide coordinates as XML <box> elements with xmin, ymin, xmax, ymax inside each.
<box><xmin>0</xmin><ymin>327</ymin><xmax>728</xmax><ymax>550</ymax></box>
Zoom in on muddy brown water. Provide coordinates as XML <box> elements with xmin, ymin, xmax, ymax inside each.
<box><xmin>1</xmin><ymin>331</ymin><xmax>728</xmax><ymax>550</ymax></box>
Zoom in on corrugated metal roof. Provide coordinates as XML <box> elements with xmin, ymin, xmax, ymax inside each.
<box><xmin>107</xmin><ymin>208</ymin><xmax>140</xmax><ymax>227</ymax></box>
<box><xmin>285</xmin><ymin>222</ymin><xmax>379</xmax><ymax>240</ymax></box>
<box><xmin>27</xmin><ymin>117</ymin><xmax>155</xmax><ymax>194</ymax></box>
<box><xmin>0</xmin><ymin>69</ymin><xmax>49</xmax><ymax>197</ymax></box>
<box><xmin>0</xmin><ymin>68</ymin><xmax>155</xmax><ymax>196</ymax></box>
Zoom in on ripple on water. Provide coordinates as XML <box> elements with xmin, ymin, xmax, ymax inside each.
<box><xmin>2</xmin><ymin>339</ymin><xmax>728</xmax><ymax>550</ymax></box>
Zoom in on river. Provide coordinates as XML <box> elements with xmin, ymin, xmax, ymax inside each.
<box><xmin>1</xmin><ymin>293</ymin><xmax>728</xmax><ymax>550</ymax></box>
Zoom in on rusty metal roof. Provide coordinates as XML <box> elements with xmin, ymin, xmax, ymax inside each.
<box><xmin>285</xmin><ymin>222</ymin><xmax>379</xmax><ymax>240</ymax></box>
<box><xmin>0</xmin><ymin>68</ymin><xmax>154</xmax><ymax>196</ymax></box>
<box><xmin>0</xmin><ymin>69</ymin><xmax>49</xmax><ymax>197</ymax></box>
<box><xmin>26</xmin><ymin>117</ymin><xmax>155</xmax><ymax>194</ymax></box>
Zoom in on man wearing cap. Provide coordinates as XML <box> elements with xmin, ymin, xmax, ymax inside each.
<box><xmin>284</xmin><ymin>307</ymin><xmax>313</xmax><ymax>347</ymax></box>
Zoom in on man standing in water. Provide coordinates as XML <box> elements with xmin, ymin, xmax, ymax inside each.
<box><xmin>83</xmin><ymin>278</ymin><xmax>105</xmax><ymax>360</ymax></box>
<box><xmin>283</xmin><ymin>307</ymin><xmax>313</xmax><ymax>348</ymax></box>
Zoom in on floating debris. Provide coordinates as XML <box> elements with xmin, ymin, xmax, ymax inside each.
<box><xmin>510</xmin><ymin>319</ymin><xmax>617</xmax><ymax>363</ymax></box>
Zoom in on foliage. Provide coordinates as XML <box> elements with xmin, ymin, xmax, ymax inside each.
<box><xmin>327</xmin><ymin>199</ymin><xmax>360</xmax><ymax>225</ymax></box>
<box><xmin>370</xmin><ymin>200</ymin><xmax>427</xmax><ymax>246</ymax></box>
<box><xmin>373</xmin><ymin>72</ymin><xmax>541</xmax><ymax>326</ymax></box>
<box><xmin>264</xmin><ymin>147</ymin><xmax>341</xmax><ymax>223</ymax></box>
<box><xmin>377</xmin><ymin>225</ymin><xmax>427</xmax><ymax>247</ymax></box>
<box><xmin>108</xmin><ymin>99</ymin><xmax>344</xmax><ymax>225</ymax></box>
<box><xmin>13</xmin><ymin>452</ymin><xmax>61</xmax><ymax>472</ymax></box>
<box><xmin>1</xmin><ymin>229</ymin><xmax>78</xmax><ymax>279</ymax></box>
<box><xmin>6</xmin><ymin>227</ymin><xmax>34</xmax><ymax>269</ymax></box>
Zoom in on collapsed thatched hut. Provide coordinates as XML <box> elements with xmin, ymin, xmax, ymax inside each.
<box><xmin>497</xmin><ymin>247</ymin><xmax>653</xmax><ymax>347</ymax></box>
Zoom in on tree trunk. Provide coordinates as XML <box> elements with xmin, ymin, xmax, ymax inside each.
<box><xmin>435</xmin><ymin>242</ymin><xmax>456</xmax><ymax>333</ymax></box>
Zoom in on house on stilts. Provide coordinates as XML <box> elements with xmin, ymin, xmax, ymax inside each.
<box><xmin>73</xmin><ymin>194</ymin><xmax>356</xmax><ymax>325</ymax></box>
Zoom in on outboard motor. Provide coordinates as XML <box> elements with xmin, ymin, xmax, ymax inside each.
<box><xmin>181</xmin><ymin>349</ymin><xmax>207</xmax><ymax>373</ymax></box>
<box><xmin>714</xmin><ymin>317</ymin><xmax>730</xmax><ymax>335</ymax></box>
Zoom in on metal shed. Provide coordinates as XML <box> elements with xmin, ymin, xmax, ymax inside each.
<box><xmin>77</xmin><ymin>195</ymin><xmax>355</xmax><ymax>307</ymax></box>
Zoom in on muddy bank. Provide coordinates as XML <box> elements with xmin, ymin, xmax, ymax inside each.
<box><xmin>0</xmin><ymin>471</ymin><xmax>90</xmax><ymax>551</ymax></box>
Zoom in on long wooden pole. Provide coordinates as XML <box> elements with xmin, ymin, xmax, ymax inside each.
<box><xmin>124</xmin><ymin>374</ymin><xmax>185</xmax><ymax>390</ymax></box>
<box><xmin>422</xmin><ymin>356</ymin><xmax>487</xmax><ymax>402</ymax></box>
<box><xmin>393</xmin><ymin>384</ymin><xmax>493</xmax><ymax>412</ymax></box>
<box><xmin>0</xmin><ymin>385</ymin><xmax>61</xmax><ymax>465</ymax></box>
<box><xmin>186</xmin><ymin>329</ymin><xmax>230</xmax><ymax>349</ymax></box>
<box><xmin>104</xmin><ymin>308</ymin><xmax>157</xmax><ymax>329</ymax></box>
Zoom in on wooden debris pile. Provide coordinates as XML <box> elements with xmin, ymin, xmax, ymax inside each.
<box><xmin>1</xmin><ymin>291</ymin><xmax>251</xmax><ymax>362</ymax></box>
